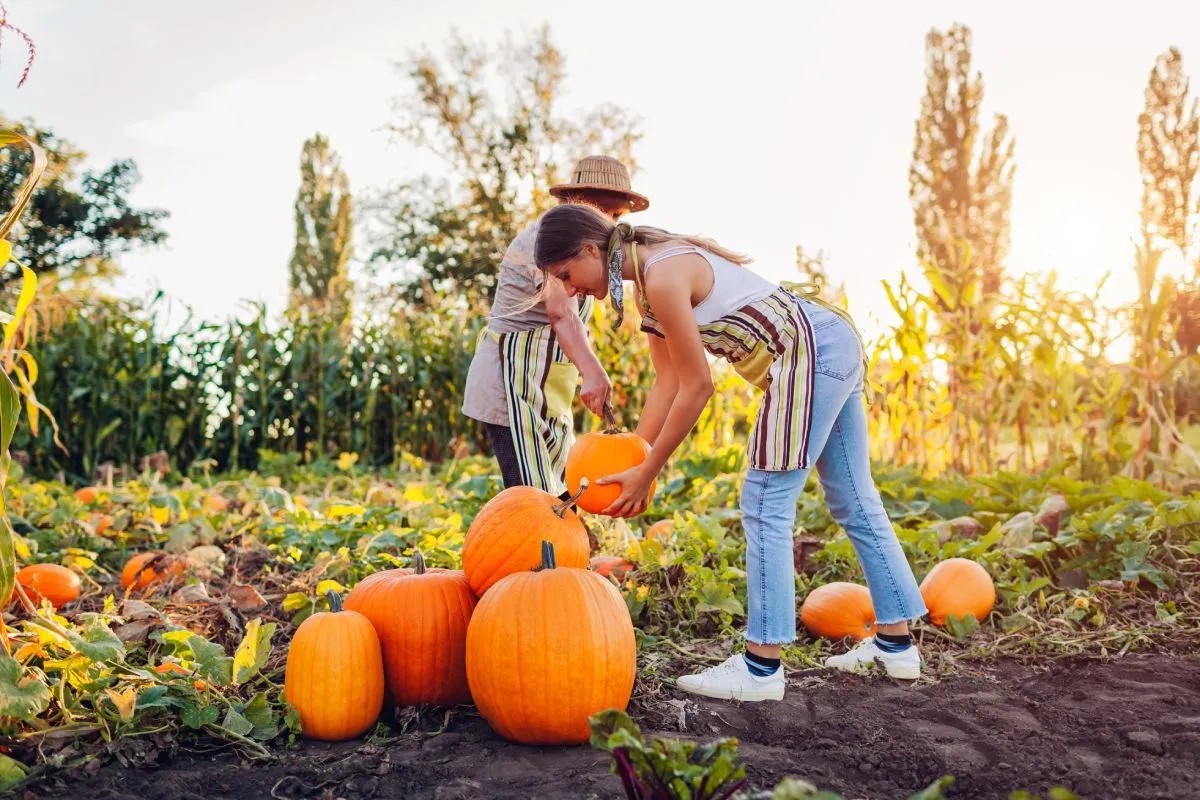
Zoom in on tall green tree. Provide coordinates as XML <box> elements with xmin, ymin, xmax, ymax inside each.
<box><xmin>288</xmin><ymin>133</ymin><xmax>353</xmax><ymax>319</ymax></box>
<box><xmin>367</xmin><ymin>25</ymin><xmax>642</xmax><ymax>309</ymax></box>
<box><xmin>1130</xmin><ymin>47</ymin><xmax>1200</xmax><ymax>477</ymax></box>
<box><xmin>908</xmin><ymin>23</ymin><xmax>1016</xmax><ymax>472</ymax></box>
<box><xmin>0</xmin><ymin>116</ymin><xmax>168</xmax><ymax>289</ymax></box>
<box><xmin>909</xmin><ymin>22</ymin><xmax>1015</xmax><ymax>307</ymax></box>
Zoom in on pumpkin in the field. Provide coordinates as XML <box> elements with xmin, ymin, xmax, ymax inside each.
<box><xmin>10</xmin><ymin>564</ymin><xmax>81</xmax><ymax>609</ymax></box>
<box><xmin>284</xmin><ymin>591</ymin><xmax>384</xmax><ymax>741</ymax></box>
<box><xmin>800</xmin><ymin>582</ymin><xmax>877</xmax><ymax>640</ymax></box>
<box><xmin>467</xmin><ymin>541</ymin><xmax>636</xmax><ymax>745</ymax></box>
<box><xmin>566</xmin><ymin>430</ymin><xmax>655</xmax><ymax>515</ymax></box>
<box><xmin>344</xmin><ymin>551</ymin><xmax>476</xmax><ymax>706</ymax></box>
<box><xmin>590</xmin><ymin>555</ymin><xmax>634</xmax><ymax>580</ymax></box>
<box><xmin>644</xmin><ymin>520</ymin><xmax>672</xmax><ymax>543</ymax></box>
<box><xmin>93</xmin><ymin>514</ymin><xmax>114</xmax><ymax>536</ymax></box>
<box><xmin>120</xmin><ymin>552</ymin><xmax>186</xmax><ymax>590</ymax></box>
<box><xmin>462</xmin><ymin>486</ymin><xmax>590</xmax><ymax>597</ymax></box>
<box><xmin>74</xmin><ymin>486</ymin><xmax>99</xmax><ymax>504</ymax></box>
<box><xmin>919</xmin><ymin>558</ymin><xmax>995</xmax><ymax>625</ymax></box>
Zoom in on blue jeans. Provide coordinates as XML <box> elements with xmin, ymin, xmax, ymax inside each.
<box><xmin>741</xmin><ymin>299</ymin><xmax>927</xmax><ymax>644</ymax></box>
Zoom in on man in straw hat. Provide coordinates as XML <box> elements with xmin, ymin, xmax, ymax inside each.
<box><xmin>463</xmin><ymin>155</ymin><xmax>650</xmax><ymax>497</ymax></box>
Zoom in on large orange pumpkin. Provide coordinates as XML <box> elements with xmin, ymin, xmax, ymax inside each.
<box><xmin>120</xmin><ymin>552</ymin><xmax>186</xmax><ymax>590</ymax></box>
<box><xmin>74</xmin><ymin>486</ymin><xmax>99</xmax><ymax>504</ymax></box>
<box><xmin>284</xmin><ymin>591</ymin><xmax>384</xmax><ymax>741</ymax></box>
<box><xmin>920</xmin><ymin>558</ymin><xmax>996</xmax><ymax>625</ymax></box>
<box><xmin>344</xmin><ymin>551</ymin><xmax>476</xmax><ymax>706</ymax></box>
<box><xmin>467</xmin><ymin>541</ymin><xmax>636</xmax><ymax>745</ymax></box>
<box><xmin>10</xmin><ymin>564</ymin><xmax>81</xmax><ymax>609</ymax></box>
<box><xmin>462</xmin><ymin>486</ymin><xmax>590</xmax><ymax>597</ymax></box>
<box><xmin>566</xmin><ymin>430</ymin><xmax>655</xmax><ymax>515</ymax></box>
<box><xmin>800</xmin><ymin>582</ymin><xmax>877</xmax><ymax>640</ymax></box>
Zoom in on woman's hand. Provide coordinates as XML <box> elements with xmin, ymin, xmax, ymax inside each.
<box><xmin>579</xmin><ymin>366</ymin><xmax>613</xmax><ymax>417</ymax></box>
<box><xmin>597</xmin><ymin>464</ymin><xmax>656</xmax><ymax>518</ymax></box>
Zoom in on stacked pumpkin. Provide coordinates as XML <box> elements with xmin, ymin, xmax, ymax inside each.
<box><xmin>284</xmin><ymin>480</ymin><xmax>637</xmax><ymax>745</ymax></box>
<box><xmin>463</xmin><ymin>484</ymin><xmax>636</xmax><ymax>745</ymax></box>
<box><xmin>800</xmin><ymin>558</ymin><xmax>996</xmax><ymax>639</ymax></box>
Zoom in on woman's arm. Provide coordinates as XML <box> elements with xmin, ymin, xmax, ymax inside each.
<box><xmin>600</xmin><ymin>255</ymin><xmax>715</xmax><ymax>517</ymax></box>
<box><xmin>544</xmin><ymin>278</ymin><xmax>611</xmax><ymax>416</ymax></box>
<box><xmin>634</xmin><ymin>334</ymin><xmax>679</xmax><ymax>446</ymax></box>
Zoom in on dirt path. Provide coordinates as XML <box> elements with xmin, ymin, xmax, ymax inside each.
<box><xmin>24</xmin><ymin>655</ymin><xmax>1200</xmax><ymax>800</ymax></box>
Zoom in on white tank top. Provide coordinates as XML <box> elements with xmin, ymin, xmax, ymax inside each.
<box><xmin>641</xmin><ymin>245</ymin><xmax>775</xmax><ymax>324</ymax></box>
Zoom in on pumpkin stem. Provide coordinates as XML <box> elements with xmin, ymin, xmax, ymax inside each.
<box><xmin>411</xmin><ymin>550</ymin><xmax>426</xmax><ymax>574</ymax></box>
<box><xmin>553</xmin><ymin>479</ymin><xmax>589</xmax><ymax>518</ymax></box>
<box><xmin>325</xmin><ymin>589</ymin><xmax>343</xmax><ymax>613</ymax></box>
<box><xmin>603</xmin><ymin>403</ymin><xmax>620</xmax><ymax>433</ymax></box>
<box><xmin>534</xmin><ymin>540</ymin><xmax>557</xmax><ymax>572</ymax></box>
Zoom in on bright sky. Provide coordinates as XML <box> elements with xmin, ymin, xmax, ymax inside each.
<box><xmin>4</xmin><ymin>0</ymin><xmax>1200</xmax><ymax>340</ymax></box>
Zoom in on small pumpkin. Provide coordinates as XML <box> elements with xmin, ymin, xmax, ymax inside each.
<box><xmin>800</xmin><ymin>582</ymin><xmax>876</xmax><ymax>640</ymax></box>
<box><xmin>566</xmin><ymin>428</ymin><xmax>655</xmax><ymax>515</ymax></box>
<box><xmin>467</xmin><ymin>541</ymin><xmax>636</xmax><ymax>745</ymax></box>
<box><xmin>644</xmin><ymin>520</ymin><xmax>673</xmax><ymax>543</ymax></box>
<box><xmin>590</xmin><ymin>554</ymin><xmax>634</xmax><ymax>580</ymax></box>
<box><xmin>284</xmin><ymin>591</ymin><xmax>384</xmax><ymax>741</ymax></box>
<box><xmin>74</xmin><ymin>486</ymin><xmax>99</xmax><ymax>504</ymax></box>
<box><xmin>919</xmin><ymin>558</ymin><xmax>995</xmax><ymax>625</ymax></box>
<box><xmin>203</xmin><ymin>493</ymin><xmax>229</xmax><ymax>513</ymax></box>
<box><xmin>120</xmin><ymin>552</ymin><xmax>186</xmax><ymax>590</ymax></box>
<box><xmin>10</xmin><ymin>564</ymin><xmax>81</xmax><ymax>609</ymax></box>
<box><xmin>93</xmin><ymin>513</ymin><xmax>114</xmax><ymax>536</ymax></box>
<box><xmin>344</xmin><ymin>551</ymin><xmax>476</xmax><ymax>706</ymax></box>
<box><xmin>463</xmin><ymin>485</ymin><xmax>590</xmax><ymax>597</ymax></box>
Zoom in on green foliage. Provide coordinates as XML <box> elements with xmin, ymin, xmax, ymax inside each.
<box><xmin>0</xmin><ymin>116</ymin><xmax>168</xmax><ymax>288</ymax></box>
<box><xmin>289</xmin><ymin>133</ymin><xmax>353</xmax><ymax>319</ymax></box>
<box><xmin>366</xmin><ymin>25</ymin><xmax>642</xmax><ymax>308</ymax></box>
<box><xmin>590</xmin><ymin>709</ymin><xmax>747</xmax><ymax>800</ymax></box>
<box><xmin>17</xmin><ymin>293</ymin><xmax>486</xmax><ymax>480</ymax></box>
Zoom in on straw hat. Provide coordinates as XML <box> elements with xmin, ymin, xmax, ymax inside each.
<box><xmin>549</xmin><ymin>155</ymin><xmax>649</xmax><ymax>212</ymax></box>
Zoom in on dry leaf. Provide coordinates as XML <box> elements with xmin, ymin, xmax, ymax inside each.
<box><xmin>228</xmin><ymin>584</ymin><xmax>266</xmax><ymax>611</ymax></box>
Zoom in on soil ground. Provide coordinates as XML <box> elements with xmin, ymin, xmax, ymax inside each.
<box><xmin>21</xmin><ymin>655</ymin><xmax>1200</xmax><ymax>800</ymax></box>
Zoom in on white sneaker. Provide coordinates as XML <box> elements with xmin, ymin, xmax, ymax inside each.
<box><xmin>675</xmin><ymin>654</ymin><xmax>786</xmax><ymax>702</ymax></box>
<box><xmin>825</xmin><ymin>638</ymin><xmax>921</xmax><ymax>680</ymax></box>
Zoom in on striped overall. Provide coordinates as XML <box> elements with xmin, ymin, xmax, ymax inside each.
<box><xmin>632</xmin><ymin>245</ymin><xmax>864</xmax><ymax>471</ymax></box>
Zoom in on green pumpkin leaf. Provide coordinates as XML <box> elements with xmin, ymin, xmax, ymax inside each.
<box><xmin>0</xmin><ymin>654</ymin><xmax>50</xmax><ymax>720</ymax></box>
<box><xmin>220</xmin><ymin>707</ymin><xmax>254</xmax><ymax>737</ymax></box>
<box><xmin>944</xmin><ymin>613</ymin><xmax>980</xmax><ymax>639</ymax></box>
<box><xmin>66</xmin><ymin>618</ymin><xmax>126</xmax><ymax>663</ymax></box>
<box><xmin>241</xmin><ymin>692</ymin><xmax>279</xmax><ymax>740</ymax></box>
<box><xmin>181</xmin><ymin>701</ymin><xmax>220</xmax><ymax>730</ymax></box>
<box><xmin>0</xmin><ymin>753</ymin><xmax>28</xmax><ymax>793</ymax></box>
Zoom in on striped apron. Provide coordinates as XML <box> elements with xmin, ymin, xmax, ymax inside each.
<box><xmin>487</xmin><ymin>295</ymin><xmax>595</xmax><ymax>494</ymax></box>
<box><xmin>633</xmin><ymin>249</ymin><xmax>865</xmax><ymax>471</ymax></box>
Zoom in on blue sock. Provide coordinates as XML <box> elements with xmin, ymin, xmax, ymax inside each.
<box><xmin>743</xmin><ymin>651</ymin><xmax>780</xmax><ymax>677</ymax></box>
<box><xmin>874</xmin><ymin>632</ymin><xmax>912</xmax><ymax>653</ymax></box>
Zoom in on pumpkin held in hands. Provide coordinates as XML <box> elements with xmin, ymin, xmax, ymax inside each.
<box><xmin>284</xmin><ymin>591</ymin><xmax>384</xmax><ymax>741</ymax></box>
<box><xmin>345</xmin><ymin>551</ymin><xmax>476</xmax><ymax>706</ymax></box>
<box><xmin>566</xmin><ymin>429</ymin><xmax>655</xmax><ymax>515</ymax></box>
<box><xmin>920</xmin><ymin>558</ymin><xmax>996</xmax><ymax>625</ymax></box>
<box><xmin>800</xmin><ymin>582</ymin><xmax>877</xmax><ymax>641</ymax></box>
<box><xmin>467</xmin><ymin>541</ymin><xmax>636</xmax><ymax>745</ymax></box>
<box><xmin>462</xmin><ymin>486</ymin><xmax>590</xmax><ymax>597</ymax></box>
<box><xmin>9</xmin><ymin>564</ymin><xmax>81</xmax><ymax>609</ymax></box>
